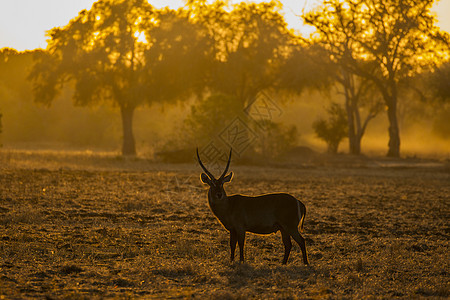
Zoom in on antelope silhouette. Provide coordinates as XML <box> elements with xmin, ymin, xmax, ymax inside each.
<box><xmin>197</xmin><ymin>148</ymin><xmax>309</xmax><ymax>265</ymax></box>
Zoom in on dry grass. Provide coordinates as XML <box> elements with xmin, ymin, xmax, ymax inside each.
<box><xmin>0</xmin><ymin>149</ymin><xmax>449</xmax><ymax>298</ymax></box>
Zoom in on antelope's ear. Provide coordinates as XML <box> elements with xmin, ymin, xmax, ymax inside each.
<box><xmin>223</xmin><ymin>172</ymin><xmax>233</xmax><ymax>183</ymax></box>
<box><xmin>200</xmin><ymin>173</ymin><xmax>212</xmax><ymax>185</ymax></box>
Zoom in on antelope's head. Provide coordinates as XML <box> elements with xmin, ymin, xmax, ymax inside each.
<box><xmin>197</xmin><ymin>148</ymin><xmax>233</xmax><ymax>200</ymax></box>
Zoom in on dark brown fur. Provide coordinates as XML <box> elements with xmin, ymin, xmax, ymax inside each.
<box><xmin>197</xmin><ymin>149</ymin><xmax>309</xmax><ymax>265</ymax></box>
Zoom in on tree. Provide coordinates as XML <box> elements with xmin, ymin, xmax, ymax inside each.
<box><xmin>313</xmin><ymin>102</ymin><xmax>348</xmax><ymax>154</ymax></box>
<box><xmin>1</xmin><ymin>48</ymin><xmax>40</xmax><ymax>145</ymax></box>
<box><xmin>281</xmin><ymin>44</ymin><xmax>382</xmax><ymax>155</ymax></box>
<box><xmin>337</xmin><ymin>69</ymin><xmax>382</xmax><ymax>155</ymax></box>
<box><xmin>278</xmin><ymin>44</ymin><xmax>334</xmax><ymax>94</ymax></box>
<box><xmin>420</xmin><ymin>60</ymin><xmax>450</xmax><ymax>139</ymax></box>
<box><xmin>193</xmin><ymin>1</ymin><xmax>293</xmax><ymax>107</ymax></box>
<box><xmin>29</xmin><ymin>0</ymin><xmax>208</xmax><ymax>155</ymax></box>
<box><xmin>0</xmin><ymin>111</ymin><xmax>2</xmax><ymax>144</ymax></box>
<box><xmin>184</xmin><ymin>93</ymin><xmax>242</xmax><ymax>146</ymax></box>
<box><xmin>304</xmin><ymin>0</ymin><xmax>449</xmax><ymax>157</ymax></box>
<box><xmin>428</xmin><ymin>60</ymin><xmax>450</xmax><ymax>102</ymax></box>
<box><xmin>1</xmin><ymin>48</ymin><xmax>37</xmax><ymax>98</ymax></box>
<box><xmin>0</xmin><ymin>49</ymin><xmax>18</xmax><ymax>141</ymax></box>
<box><xmin>255</xmin><ymin>120</ymin><xmax>298</xmax><ymax>159</ymax></box>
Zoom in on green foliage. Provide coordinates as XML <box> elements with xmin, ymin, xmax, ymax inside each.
<box><xmin>313</xmin><ymin>103</ymin><xmax>348</xmax><ymax>154</ymax></box>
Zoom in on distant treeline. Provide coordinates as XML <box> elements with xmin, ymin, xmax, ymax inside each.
<box><xmin>0</xmin><ymin>0</ymin><xmax>449</xmax><ymax>159</ymax></box>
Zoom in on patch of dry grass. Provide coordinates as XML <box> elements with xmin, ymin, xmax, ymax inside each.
<box><xmin>0</xmin><ymin>149</ymin><xmax>449</xmax><ymax>298</ymax></box>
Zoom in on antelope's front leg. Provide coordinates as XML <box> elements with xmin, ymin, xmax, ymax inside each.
<box><xmin>230</xmin><ymin>230</ymin><xmax>237</xmax><ymax>262</ymax></box>
<box><xmin>237</xmin><ymin>231</ymin><xmax>246</xmax><ymax>262</ymax></box>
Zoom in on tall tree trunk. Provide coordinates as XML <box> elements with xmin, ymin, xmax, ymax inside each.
<box><xmin>345</xmin><ymin>98</ymin><xmax>358</xmax><ymax>155</ymax></box>
<box><xmin>344</xmin><ymin>92</ymin><xmax>362</xmax><ymax>155</ymax></box>
<box><xmin>328</xmin><ymin>141</ymin><xmax>339</xmax><ymax>154</ymax></box>
<box><xmin>349</xmin><ymin>107</ymin><xmax>362</xmax><ymax>155</ymax></box>
<box><xmin>120</xmin><ymin>105</ymin><xmax>136</xmax><ymax>156</ymax></box>
<box><xmin>386</xmin><ymin>99</ymin><xmax>400</xmax><ymax>157</ymax></box>
<box><xmin>341</xmin><ymin>71</ymin><xmax>362</xmax><ymax>155</ymax></box>
<box><xmin>352</xmin><ymin>133</ymin><xmax>362</xmax><ymax>155</ymax></box>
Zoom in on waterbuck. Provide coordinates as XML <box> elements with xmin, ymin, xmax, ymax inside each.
<box><xmin>197</xmin><ymin>148</ymin><xmax>309</xmax><ymax>265</ymax></box>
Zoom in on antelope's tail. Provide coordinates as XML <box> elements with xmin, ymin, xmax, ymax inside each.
<box><xmin>298</xmin><ymin>201</ymin><xmax>306</xmax><ymax>232</ymax></box>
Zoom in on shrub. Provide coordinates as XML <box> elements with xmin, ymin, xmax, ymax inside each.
<box><xmin>254</xmin><ymin>120</ymin><xmax>298</xmax><ymax>158</ymax></box>
<box><xmin>185</xmin><ymin>93</ymin><xmax>242</xmax><ymax>145</ymax></box>
<box><xmin>313</xmin><ymin>102</ymin><xmax>347</xmax><ymax>153</ymax></box>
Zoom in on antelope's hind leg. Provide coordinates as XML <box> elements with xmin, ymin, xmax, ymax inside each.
<box><xmin>280</xmin><ymin>228</ymin><xmax>292</xmax><ymax>264</ymax></box>
<box><xmin>290</xmin><ymin>230</ymin><xmax>309</xmax><ymax>265</ymax></box>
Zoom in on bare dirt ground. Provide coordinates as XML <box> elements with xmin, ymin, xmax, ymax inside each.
<box><xmin>0</xmin><ymin>150</ymin><xmax>449</xmax><ymax>299</ymax></box>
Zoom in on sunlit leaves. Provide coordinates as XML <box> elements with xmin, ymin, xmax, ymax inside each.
<box><xmin>29</xmin><ymin>0</ymin><xmax>214</xmax><ymax>155</ymax></box>
<box><xmin>190</xmin><ymin>1</ymin><xmax>292</xmax><ymax>105</ymax></box>
<box><xmin>304</xmin><ymin>0</ymin><xmax>449</xmax><ymax>79</ymax></box>
<box><xmin>142</xmin><ymin>7</ymin><xmax>212</xmax><ymax>102</ymax></box>
<box><xmin>277</xmin><ymin>44</ymin><xmax>335</xmax><ymax>94</ymax></box>
<box><xmin>32</xmin><ymin>0</ymin><xmax>154</xmax><ymax>109</ymax></box>
<box><xmin>303</xmin><ymin>0</ymin><xmax>450</xmax><ymax>157</ymax></box>
<box><xmin>428</xmin><ymin>60</ymin><xmax>450</xmax><ymax>102</ymax></box>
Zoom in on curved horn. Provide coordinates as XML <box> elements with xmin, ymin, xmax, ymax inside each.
<box><xmin>219</xmin><ymin>148</ymin><xmax>232</xmax><ymax>180</ymax></box>
<box><xmin>196</xmin><ymin>148</ymin><xmax>215</xmax><ymax>179</ymax></box>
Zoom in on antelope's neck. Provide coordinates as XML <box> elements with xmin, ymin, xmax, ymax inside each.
<box><xmin>207</xmin><ymin>190</ymin><xmax>231</xmax><ymax>229</ymax></box>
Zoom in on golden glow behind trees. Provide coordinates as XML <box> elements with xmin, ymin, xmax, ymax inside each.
<box><xmin>304</xmin><ymin>0</ymin><xmax>450</xmax><ymax>157</ymax></box>
<box><xmin>30</xmin><ymin>0</ymin><xmax>154</xmax><ymax>155</ymax></box>
<box><xmin>429</xmin><ymin>61</ymin><xmax>450</xmax><ymax>102</ymax></box>
<box><xmin>281</xmin><ymin>42</ymin><xmax>383</xmax><ymax>155</ymax></box>
<box><xmin>19</xmin><ymin>0</ymin><xmax>450</xmax><ymax>156</ymax></box>
<box><xmin>192</xmin><ymin>1</ymin><xmax>292</xmax><ymax>107</ymax></box>
<box><xmin>29</xmin><ymin>0</ymin><xmax>209</xmax><ymax>155</ymax></box>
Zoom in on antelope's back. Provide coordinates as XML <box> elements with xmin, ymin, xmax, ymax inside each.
<box><xmin>229</xmin><ymin>193</ymin><xmax>302</xmax><ymax>227</ymax></box>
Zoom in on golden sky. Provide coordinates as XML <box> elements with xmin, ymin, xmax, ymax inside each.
<box><xmin>0</xmin><ymin>0</ymin><xmax>449</xmax><ymax>51</ymax></box>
